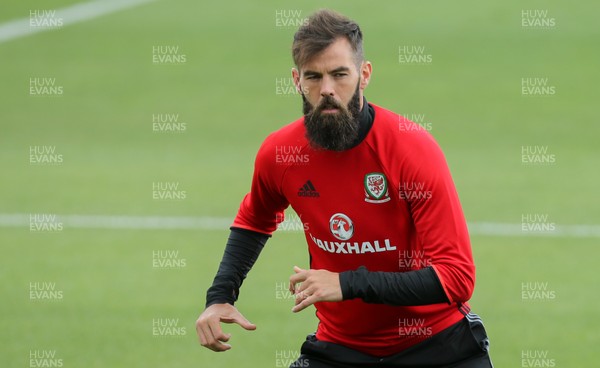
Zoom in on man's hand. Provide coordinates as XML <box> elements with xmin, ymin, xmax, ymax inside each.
<box><xmin>195</xmin><ymin>303</ymin><xmax>256</xmax><ymax>352</ymax></box>
<box><xmin>288</xmin><ymin>266</ymin><xmax>342</xmax><ymax>313</ymax></box>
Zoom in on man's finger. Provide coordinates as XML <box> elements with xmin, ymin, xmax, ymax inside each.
<box><xmin>289</xmin><ymin>274</ymin><xmax>299</xmax><ymax>293</ymax></box>
<box><xmin>208</xmin><ymin>341</ymin><xmax>231</xmax><ymax>352</ymax></box>
<box><xmin>289</xmin><ymin>271</ymin><xmax>307</xmax><ymax>293</ymax></box>
<box><xmin>200</xmin><ymin>322</ymin><xmax>228</xmax><ymax>352</ymax></box>
<box><xmin>295</xmin><ymin>279</ymin><xmax>309</xmax><ymax>294</ymax></box>
<box><xmin>294</xmin><ymin>283</ymin><xmax>310</xmax><ymax>297</ymax></box>
<box><xmin>224</xmin><ymin>313</ymin><xmax>257</xmax><ymax>331</ymax></box>
<box><xmin>208</xmin><ymin>318</ymin><xmax>231</xmax><ymax>343</ymax></box>
<box><xmin>292</xmin><ymin>294</ymin><xmax>317</xmax><ymax>313</ymax></box>
<box><xmin>196</xmin><ymin>322</ymin><xmax>208</xmax><ymax>346</ymax></box>
<box><xmin>290</xmin><ymin>267</ymin><xmax>308</xmax><ymax>283</ymax></box>
<box><xmin>294</xmin><ymin>287</ymin><xmax>310</xmax><ymax>305</ymax></box>
<box><xmin>199</xmin><ymin>323</ymin><xmax>213</xmax><ymax>346</ymax></box>
<box><xmin>206</xmin><ymin>321</ymin><xmax>231</xmax><ymax>351</ymax></box>
<box><xmin>289</xmin><ymin>272</ymin><xmax>307</xmax><ymax>285</ymax></box>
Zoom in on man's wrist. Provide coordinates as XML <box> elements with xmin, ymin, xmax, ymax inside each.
<box><xmin>205</xmin><ymin>300</ymin><xmax>233</xmax><ymax>308</ymax></box>
<box><xmin>205</xmin><ymin>299</ymin><xmax>234</xmax><ymax>308</ymax></box>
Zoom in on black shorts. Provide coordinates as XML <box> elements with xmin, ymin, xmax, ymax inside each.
<box><xmin>290</xmin><ymin>313</ymin><xmax>493</xmax><ymax>368</ymax></box>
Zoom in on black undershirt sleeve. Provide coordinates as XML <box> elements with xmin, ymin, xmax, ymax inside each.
<box><xmin>206</xmin><ymin>229</ymin><xmax>448</xmax><ymax>307</ymax></box>
<box><xmin>205</xmin><ymin>227</ymin><xmax>269</xmax><ymax>308</ymax></box>
<box><xmin>339</xmin><ymin>266</ymin><xmax>449</xmax><ymax>306</ymax></box>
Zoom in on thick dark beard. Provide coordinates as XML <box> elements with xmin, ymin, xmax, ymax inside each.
<box><xmin>302</xmin><ymin>83</ymin><xmax>362</xmax><ymax>151</ymax></box>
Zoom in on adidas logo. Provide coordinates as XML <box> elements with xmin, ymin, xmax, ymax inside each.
<box><xmin>298</xmin><ymin>180</ymin><xmax>320</xmax><ymax>197</ymax></box>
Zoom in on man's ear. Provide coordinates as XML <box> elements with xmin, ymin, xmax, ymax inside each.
<box><xmin>360</xmin><ymin>61</ymin><xmax>372</xmax><ymax>90</ymax></box>
<box><xmin>292</xmin><ymin>68</ymin><xmax>303</xmax><ymax>94</ymax></box>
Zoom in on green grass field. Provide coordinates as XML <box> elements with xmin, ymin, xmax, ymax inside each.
<box><xmin>1</xmin><ymin>0</ymin><xmax>599</xmax><ymax>366</ymax></box>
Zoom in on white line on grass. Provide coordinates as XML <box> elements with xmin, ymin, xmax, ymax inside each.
<box><xmin>1</xmin><ymin>213</ymin><xmax>599</xmax><ymax>238</ymax></box>
<box><xmin>466</xmin><ymin>222</ymin><xmax>600</xmax><ymax>238</ymax></box>
<box><xmin>0</xmin><ymin>0</ymin><xmax>157</xmax><ymax>44</ymax></box>
<box><xmin>0</xmin><ymin>213</ymin><xmax>231</xmax><ymax>230</ymax></box>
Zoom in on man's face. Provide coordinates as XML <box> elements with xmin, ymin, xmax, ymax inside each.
<box><xmin>292</xmin><ymin>37</ymin><xmax>372</xmax><ymax>151</ymax></box>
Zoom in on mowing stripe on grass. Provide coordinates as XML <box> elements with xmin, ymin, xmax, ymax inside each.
<box><xmin>1</xmin><ymin>213</ymin><xmax>599</xmax><ymax>238</ymax></box>
<box><xmin>0</xmin><ymin>0</ymin><xmax>157</xmax><ymax>44</ymax></box>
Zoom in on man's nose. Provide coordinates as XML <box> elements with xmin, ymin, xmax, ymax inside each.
<box><xmin>320</xmin><ymin>76</ymin><xmax>335</xmax><ymax>97</ymax></box>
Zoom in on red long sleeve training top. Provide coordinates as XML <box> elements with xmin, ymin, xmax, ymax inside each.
<box><xmin>232</xmin><ymin>103</ymin><xmax>475</xmax><ymax>356</ymax></box>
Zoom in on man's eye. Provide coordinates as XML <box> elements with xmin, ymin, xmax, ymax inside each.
<box><xmin>305</xmin><ymin>75</ymin><xmax>319</xmax><ymax>80</ymax></box>
<box><xmin>334</xmin><ymin>73</ymin><xmax>347</xmax><ymax>77</ymax></box>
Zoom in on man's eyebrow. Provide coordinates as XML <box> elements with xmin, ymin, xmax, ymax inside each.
<box><xmin>303</xmin><ymin>70</ymin><xmax>322</xmax><ymax>77</ymax></box>
<box><xmin>302</xmin><ymin>66</ymin><xmax>351</xmax><ymax>77</ymax></box>
<box><xmin>330</xmin><ymin>66</ymin><xmax>351</xmax><ymax>74</ymax></box>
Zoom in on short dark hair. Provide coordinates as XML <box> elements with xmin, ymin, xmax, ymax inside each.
<box><xmin>292</xmin><ymin>9</ymin><xmax>363</xmax><ymax>70</ymax></box>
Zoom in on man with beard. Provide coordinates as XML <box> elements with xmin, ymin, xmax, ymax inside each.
<box><xmin>196</xmin><ymin>9</ymin><xmax>493</xmax><ymax>368</ymax></box>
